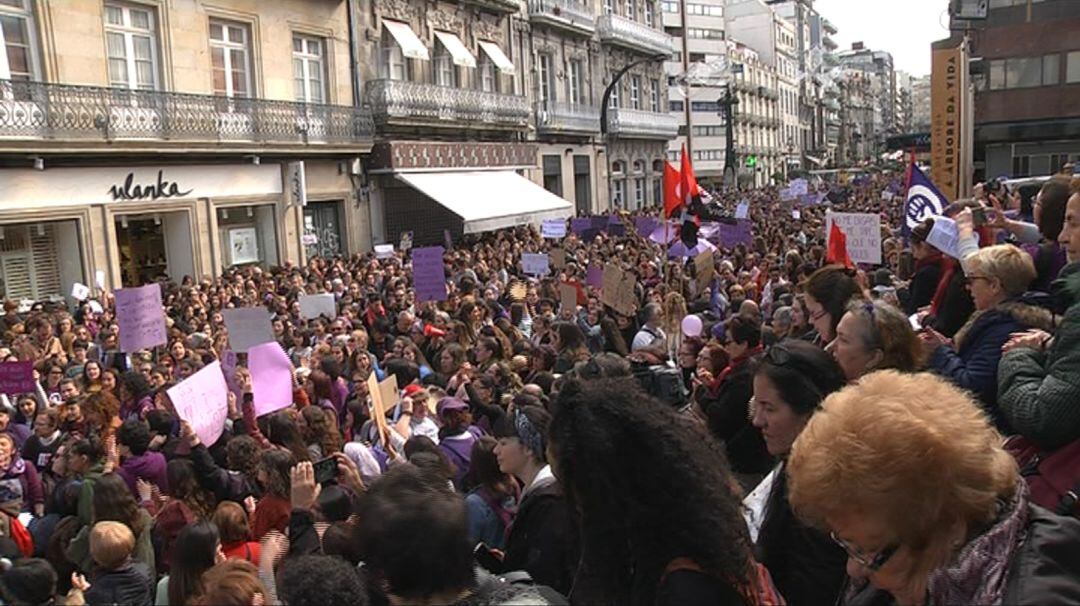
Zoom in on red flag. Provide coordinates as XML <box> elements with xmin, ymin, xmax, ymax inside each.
<box><xmin>679</xmin><ymin>143</ymin><xmax>700</xmax><ymax>208</ymax></box>
<box><xmin>827</xmin><ymin>222</ymin><xmax>854</xmax><ymax>269</ymax></box>
<box><xmin>663</xmin><ymin>162</ymin><xmax>681</xmax><ymax>218</ymax></box>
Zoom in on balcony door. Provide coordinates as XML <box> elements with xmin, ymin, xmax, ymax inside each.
<box><xmin>104</xmin><ymin>2</ymin><xmax>160</xmax><ymax>91</ymax></box>
<box><xmin>0</xmin><ymin>0</ymin><xmax>41</xmax><ymax>81</ymax></box>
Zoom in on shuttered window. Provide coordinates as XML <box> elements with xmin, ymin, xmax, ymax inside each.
<box><xmin>0</xmin><ymin>222</ymin><xmax>64</xmax><ymax>301</ymax></box>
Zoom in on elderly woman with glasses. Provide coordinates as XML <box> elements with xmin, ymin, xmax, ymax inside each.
<box><xmin>787</xmin><ymin>371</ymin><xmax>1080</xmax><ymax>606</ymax></box>
<box><xmin>745</xmin><ymin>340</ymin><xmax>849</xmax><ymax>606</ymax></box>
<box><xmin>920</xmin><ymin>244</ymin><xmax>1053</xmax><ymax>430</ymax></box>
<box><xmin>831</xmin><ymin>299</ymin><xmax>924</xmax><ymax>382</ymax></box>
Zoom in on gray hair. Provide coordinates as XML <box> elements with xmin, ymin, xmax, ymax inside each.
<box><xmin>772</xmin><ymin>306</ymin><xmax>793</xmax><ymax>329</ymax></box>
<box><xmin>643</xmin><ymin>302</ymin><xmax>663</xmax><ymax>323</ymax></box>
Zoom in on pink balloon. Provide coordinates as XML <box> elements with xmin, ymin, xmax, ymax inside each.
<box><xmin>681</xmin><ymin>314</ymin><xmax>703</xmax><ymax>338</ymax></box>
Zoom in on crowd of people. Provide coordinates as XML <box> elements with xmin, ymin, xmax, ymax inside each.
<box><xmin>0</xmin><ymin>168</ymin><xmax>1078</xmax><ymax>606</ymax></box>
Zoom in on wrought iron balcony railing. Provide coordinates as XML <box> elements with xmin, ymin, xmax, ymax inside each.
<box><xmin>0</xmin><ymin>79</ymin><xmax>373</xmax><ymax>146</ymax></box>
<box><xmin>365</xmin><ymin>79</ymin><xmax>529</xmax><ymax>130</ymax></box>
<box><xmin>528</xmin><ymin>0</ymin><xmax>595</xmax><ymax>35</ymax></box>
<box><xmin>606</xmin><ymin>107</ymin><xmax>678</xmax><ymax>140</ymax></box>
<box><xmin>597</xmin><ymin>14</ymin><xmax>673</xmax><ymax>56</ymax></box>
<box><xmin>536</xmin><ymin>101</ymin><xmax>600</xmax><ymax>135</ymax></box>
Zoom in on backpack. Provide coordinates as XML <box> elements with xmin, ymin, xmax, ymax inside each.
<box><xmin>630</xmin><ymin>361</ymin><xmax>687</xmax><ymax>407</ymax></box>
<box><xmin>1004</xmin><ymin>435</ymin><xmax>1080</xmax><ymax>518</ymax></box>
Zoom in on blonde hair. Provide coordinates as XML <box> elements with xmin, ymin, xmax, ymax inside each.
<box><xmin>787</xmin><ymin>370</ymin><xmax>1017</xmax><ymax>591</ymax></box>
<box><xmin>89</xmin><ymin>521</ymin><xmax>135</xmax><ymax>570</ymax></box>
<box><xmin>965</xmin><ymin>244</ymin><xmax>1036</xmax><ymax>298</ymax></box>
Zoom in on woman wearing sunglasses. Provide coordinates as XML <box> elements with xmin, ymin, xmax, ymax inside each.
<box><xmin>787</xmin><ymin>371</ymin><xmax>1080</xmax><ymax>606</ymax></box>
<box><xmin>746</xmin><ymin>340</ymin><xmax>849</xmax><ymax>606</ymax></box>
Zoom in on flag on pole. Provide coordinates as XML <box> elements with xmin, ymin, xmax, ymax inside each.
<box><xmin>663</xmin><ymin>162</ymin><xmax>681</xmax><ymax>218</ymax></box>
<box><xmin>679</xmin><ymin>143</ymin><xmax>700</xmax><ymax>209</ymax></box>
<box><xmin>904</xmin><ymin>162</ymin><xmax>948</xmax><ymax>237</ymax></box>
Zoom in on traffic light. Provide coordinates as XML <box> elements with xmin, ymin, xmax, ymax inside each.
<box><xmin>745</xmin><ymin>155</ymin><xmax>758</xmax><ymax>168</ymax></box>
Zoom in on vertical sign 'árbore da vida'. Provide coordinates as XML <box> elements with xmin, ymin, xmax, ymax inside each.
<box><xmin>109</xmin><ymin>170</ymin><xmax>194</xmax><ymax>201</ymax></box>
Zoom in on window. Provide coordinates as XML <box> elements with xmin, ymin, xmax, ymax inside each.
<box><xmin>1012</xmin><ymin>155</ymin><xmax>1030</xmax><ymax>177</ymax></box>
<box><xmin>609</xmin><ymin>80</ymin><xmax>620</xmax><ymax>108</ymax></box>
<box><xmin>210</xmin><ymin>20</ymin><xmax>252</xmax><ymax>97</ymax></box>
<box><xmin>693</xmin><ymin>125</ymin><xmax>725</xmax><ymax>136</ymax></box>
<box><xmin>625</xmin><ymin>0</ymin><xmax>636</xmax><ymax>19</ymax></box>
<box><xmin>433</xmin><ymin>38</ymin><xmax>455</xmax><ymax>87</ymax></box>
<box><xmin>574</xmin><ymin>155</ymin><xmax>592</xmax><ymax>214</ymax></box>
<box><xmin>662</xmin><ymin>1</ymin><xmax>678</xmax><ymax>12</ymax></box>
<box><xmin>1008</xmin><ymin>56</ymin><xmax>1042</xmax><ymax>88</ymax></box>
<box><xmin>568</xmin><ymin>59</ymin><xmax>584</xmax><ymax>105</ymax></box>
<box><xmin>669</xmin><ymin>99</ymin><xmax>684</xmax><ymax>111</ymax></box>
<box><xmin>380</xmin><ymin>30</ymin><xmax>408</xmax><ymax>81</ymax></box>
<box><xmin>542</xmin><ymin>155</ymin><xmax>563</xmax><ymax>197</ymax></box>
<box><xmin>612</xmin><ymin>179</ymin><xmax>626</xmax><ymax>209</ymax></box>
<box><xmin>633</xmin><ymin>160</ymin><xmax>645</xmax><ymax>174</ymax></box>
<box><xmin>644</xmin><ymin>0</ymin><xmax>654</xmax><ymax>26</ymax></box>
<box><xmin>686</xmin><ymin>28</ymin><xmax>724</xmax><ymax>39</ymax></box>
<box><xmin>604</xmin><ymin>0</ymin><xmax>613</xmax><ymax>15</ymax></box>
<box><xmin>633</xmin><ymin>177</ymin><xmax>645</xmax><ymax>209</ymax></box>
<box><xmin>1049</xmin><ymin>153</ymin><xmax>1070</xmax><ymax>173</ymax></box>
<box><xmin>629</xmin><ymin>75</ymin><xmax>641</xmax><ymax>109</ymax></box>
<box><xmin>0</xmin><ymin>0</ymin><xmax>38</xmax><ymax>80</ymax></box>
<box><xmin>650</xmin><ymin>78</ymin><xmax>660</xmax><ymax>112</ymax></box>
<box><xmin>293</xmin><ymin>34</ymin><xmax>326</xmax><ymax>102</ymax></box>
<box><xmin>991</xmin><ymin>55</ymin><xmax>1060</xmax><ymax>89</ymax></box>
<box><xmin>1068</xmin><ymin>51</ymin><xmax>1080</xmax><ymax>84</ymax></box>
<box><xmin>691</xmin><ymin>100</ymin><xmax>720</xmax><ymax>112</ymax></box>
<box><xmin>104</xmin><ymin>2</ymin><xmax>159</xmax><ymax>90</ymax></box>
<box><xmin>479</xmin><ymin>53</ymin><xmax>496</xmax><ymax>92</ymax></box>
<box><xmin>1042</xmin><ymin>54</ymin><xmax>1059</xmax><ymax>85</ymax></box>
<box><xmin>538</xmin><ymin>54</ymin><xmax>553</xmax><ymax>103</ymax></box>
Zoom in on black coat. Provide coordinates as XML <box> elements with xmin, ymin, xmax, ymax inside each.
<box><xmin>697</xmin><ymin>356</ymin><xmax>773</xmax><ymax>480</ymax></box>
<box><xmin>84</xmin><ymin>563</ymin><xmax>153</xmax><ymax>606</ymax></box>
<box><xmin>499</xmin><ymin>479</ymin><xmax>579</xmax><ymax>597</ymax></box>
<box><xmin>754</xmin><ymin>466</ymin><xmax>847</xmax><ymax>606</ymax></box>
<box><xmin>931</xmin><ymin>269</ymin><xmax>974</xmax><ymax>339</ymax></box>
<box><xmin>905</xmin><ymin>258</ymin><xmax>943</xmax><ymax>315</ymax></box>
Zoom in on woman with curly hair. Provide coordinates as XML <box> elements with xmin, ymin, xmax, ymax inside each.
<box><xmin>251</xmin><ymin>449</ymin><xmax>294</xmax><ymax>540</ymax></box>
<box><xmin>301</xmin><ymin>405</ymin><xmax>342</xmax><ymax>460</ymax></box>
<box><xmin>549</xmin><ymin>378</ymin><xmax>771</xmax><ymax>606</ymax></box>
<box><xmin>117</xmin><ymin>371</ymin><xmax>153</xmax><ymax>422</ymax></box>
<box><xmin>147</xmin><ymin>458</ymin><xmax>217</xmax><ymax>574</ymax></box>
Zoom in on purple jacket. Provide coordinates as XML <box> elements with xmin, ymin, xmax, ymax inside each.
<box><xmin>117</xmin><ymin>451</ymin><xmax>169</xmax><ymax>496</ymax></box>
<box><xmin>438</xmin><ymin>426</ymin><xmax>484</xmax><ymax>490</ymax></box>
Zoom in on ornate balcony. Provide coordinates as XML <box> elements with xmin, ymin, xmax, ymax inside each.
<box><xmin>597</xmin><ymin>14</ymin><xmax>673</xmax><ymax>56</ymax></box>
<box><xmin>0</xmin><ymin>79</ymin><xmax>373</xmax><ymax>150</ymax></box>
<box><xmin>462</xmin><ymin>0</ymin><xmax>521</xmax><ymax>13</ymax></box>
<box><xmin>606</xmin><ymin>107</ymin><xmax>678</xmax><ymax>140</ymax></box>
<box><xmin>528</xmin><ymin>0</ymin><xmax>595</xmax><ymax>35</ymax></box>
<box><xmin>536</xmin><ymin>101</ymin><xmax>600</xmax><ymax>135</ymax></box>
<box><xmin>365</xmin><ymin>80</ymin><xmax>530</xmax><ymax>131</ymax></box>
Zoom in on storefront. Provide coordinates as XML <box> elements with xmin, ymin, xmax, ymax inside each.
<box><xmin>0</xmin><ymin>220</ymin><xmax>84</xmax><ymax>304</ymax></box>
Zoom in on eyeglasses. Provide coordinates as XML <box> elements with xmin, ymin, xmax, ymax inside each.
<box><xmin>809</xmin><ymin>307</ymin><xmax>828</xmax><ymax>321</ymax></box>
<box><xmin>964</xmin><ymin>275</ymin><xmax>990</xmax><ymax>286</ymax></box>
<box><xmin>830</xmin><ymin>532</ymin><xmax>899</xmax><ymax>572</ymax></box>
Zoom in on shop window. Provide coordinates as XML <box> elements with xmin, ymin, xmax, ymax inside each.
<box><xmin>0</xmin><ymin>221</ymin><xmax>83</xmax><ymax>302</ymax></box>
<box><xmin>217</xmin><ymin>205</ymin><xmax>279</xmax><ymax>269</ymax></box>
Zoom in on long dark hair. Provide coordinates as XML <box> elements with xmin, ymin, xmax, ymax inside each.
<box><xmin>256</xmin><ymin>449</ymin><xmax>295</xmax><ymax>499</ymax></box>
<box><xmin>264</xmin><ymin>412</ymin><xmax>310</xmax><ymax>463</ymax></box>
<box><xmin>92</xmin><ymin>473</ymin><xmax>146</xmax><ymax>534</ymax></box>
<box><xmin>166</xmin><ymin>459</ymin><xmax>215</xmax><ymax>521</ymax></box>
<box><xmin>549</xmin><ymin>378</ymin><xmax>753</xmax><ymax>605</ymax></box>
<box><xmin>753</xmin><ymin>340</ymin><xmax>847</xmax><ymax>417</ymax></box>
<box><xmin>168</xmin><ymin>521</ymin><xmax>220</xmax><ymax>606</ymax></box>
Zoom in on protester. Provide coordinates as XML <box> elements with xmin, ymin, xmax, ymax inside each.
<box><xmin>802</xmin><ymin>265</ymin><xmax>862</xmax><ymax>346</ymax></box>
<box><xmin>787</xmin><ymin>371</ymin><xmax>1080</xmax><ymax>605</ymax></box>
<box><xmin>832</xmin><ymin>299</ymin><xmax>923</xmax><ymax>382</ymax></box>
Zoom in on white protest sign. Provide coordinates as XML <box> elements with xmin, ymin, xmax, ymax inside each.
<box><xmin>70</xmin><ymin>283</ymin><xmax>90</xmax><ymax>301</ymax></box>
<box><xmin>298</xmin><ymin>293</ymin><xmax>337</xmax><ymax>319</ymax></box>
<box><xmin>925</xmin><ymin>216</ymin><xmax>978</xmax><ymax>260</ymax></box>
<box><xmin>522</xmin><ymin>253</ymin><xmax>550</xmax><ymax>276</ymax></box>
<box><xmin>826</xmin><ymin>212</ymin><xmax>882</xmax><ymax>265</ymax></box>
<box><xmin>735</xmin><ymin>201</ymin><xmax>750</xmax><ymax>220</ymax></box>
<box><xmin>374</xmin><ymin>244</ymin><xmax>395</xmax><ymax>259</ymax></box>
<box><xmin>792</xmin><ymin>209</ymin><xmax>802</xmax><ymax>220</ymax></box>
<box><xmin>541</xmin><ymin>219</ymin><xmax>567</xmax><ymax>239</ymax></box>
<box><xmin>167</xmin><ymin>361</ymin><xmax>228</xmax><ymax>447</ymax></box>
<box><xmin>88</xmin><ymin>300</ymin><xmax>104</xmax><ymax>314</ymax></box>
<box><xmin>221</xmin><ymin>308</ymin><xmax>274</xmax><ymax>353</ymax></box>
<box><xmin>94</xmin><ymin>270</ymin><xmax>106</xmax><ymax>290</ymax></box>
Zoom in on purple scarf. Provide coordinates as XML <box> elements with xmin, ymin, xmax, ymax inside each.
<box><xmin>926</xmin><ymin>483</ymin><xmax>1030</xmax><ymax>606</ymax></box>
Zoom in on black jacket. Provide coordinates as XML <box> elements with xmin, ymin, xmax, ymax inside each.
<box><xmin>905</xmin><ymin>258</ymin><xmax>942</xmax><ymax>315</ymax></box>
<box><xmin>499</xmin><ymin>479</ymin><xmax>579</xmax><ymax>597</ymax></box>
<box><xmin>845</xmin><ymin>504</ymin><xmax>1080</xmax><ymax>606</ymax></box>
<box><xmin>754</xmin><ymin>466</ymin><xmax>847</xmax><ymax>606</ymax></box>
<box><xmin>697</xmin><ymin>355</ymin><xmax>773</xmax><ymax>480</ymax></box>
<box><xmin>930</xmin><ymin>269</ymin><xmax>975</xmax><ymax>339</ymax></box>
<box><xmin>83</xmin><ymin>562</ymin><xmax>153</xmax><ymax>606</ymax></box>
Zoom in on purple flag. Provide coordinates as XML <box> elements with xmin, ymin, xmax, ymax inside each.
<box><xmin>635</xmin><ymin>216</ymin><xmax>660</xmax><ymax>237</ymax></box>
<box><xmin>586</xmin><ymin>264</ymin><xmax>603</xmax><ymax>288</ymax></box>
<box><xmin>412</xmin><ymin>246</ymin><xmax>448</xmax><ymax>302</ymax></box>
<box><xmin>605</xmin><ymin>215</ymin><xmax>626</xmax><ymax>237</ymax></box>
<box><xmin>249</xmin><ymin>342</ymin><xmax>295</xmax><ymax>417</ymax></box>
<box><xmin>115</xmin><ymin>284</ymin><xmax>167</xmax><ymax>353</ymax></box>
<box><xmin>0</xmin><ymin>361</ymin><xmax>35</xmax><ymax>394</ymax></box>
<box><xmin>649</xmin><ymin>222</ymin><xmax>678</xmax><ymax>244</ymax></box>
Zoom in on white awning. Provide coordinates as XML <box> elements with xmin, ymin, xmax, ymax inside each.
<box><xmin>382</xmin><ymin>19</ymin><xmax>429</xmax><ymax>61</ymax></box>
<box><xmin>396</xmin><ymin>171</ymin><xmax>573</xmax><ymax>234</ymax></box>
<box><xmin>433</xmin><ymin>31</ymin><xmax>476</xmax><ymax>68</ymax></box>
<box><xmin>478</xmin><ymin>40</ymin><xmax>516</xmax><ymax>75</ymax></box>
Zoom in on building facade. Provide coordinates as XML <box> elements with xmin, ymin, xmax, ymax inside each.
<box><xmin>0</xmin><ymin>0</ymin><xmax>371</xmax><ymax>301</ymax></box>
<box><xmin>911</xmin><ymin>74</ymin><xmax>932</xmax><ymax>133</ymax></box>
<box><xmin>957</xmin><ymin>0</ymin><xmax>1080</xmax><ymax>179</ymax></box>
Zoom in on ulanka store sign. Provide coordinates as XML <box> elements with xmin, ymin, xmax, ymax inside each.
<box><xmin>109</xmin><ymin>170</ymin><xmax>194</xmax><ymax>201</ymax></box>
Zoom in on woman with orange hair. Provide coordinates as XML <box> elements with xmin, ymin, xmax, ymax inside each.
<box><xmin>787</xmin><ymin>370</ymin><xmax>1080</xmax><ymax>605</ymax></box>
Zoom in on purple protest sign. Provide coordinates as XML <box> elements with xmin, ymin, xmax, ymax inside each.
<box><xmin>586</xmin><ymin>264</ymin><xmax>603</xmax><ymax>288</ymax></box>
<box><xmin>0</xmin><ymin>361</ymin><xmax>35</xmax><ymax>394</ymax></box>
<box><xmin>571</xmin><ymin>218</ymin><xmax>600</xmax><ymax>243</ymax></box>
<box><xmin>706</xmin><ymin>220</ymin><xmax>754</xmax><ymax>248</ymax></box>
<box><xmin>605</xmin><ymin>215</ymin><xmax>626</xmax><ymax>237</ymax></box>
<box><xmin>635</xmin><ymin>216</ymin><xmax>660</xmax><ymax>237</ymax></box>
<box><xmin>115</xmin><ymin>284</ymin><xmax>167</xmax><ymax>353</ymax></box>
<box><xmin>649</xmin><ymin>222</ymin><xmax>678</xmax><ymax>244</ymax></box>
<box><xmin>412</xmin><ymin>246</ymin><xmax>448</xmax><ymax>302</ymax></box>
<box><xmin>248</xmin><ymin>342</ymin><xmax>295</xmax><ymax>417</ymax></box>
<box><xmin>167</xmin><ymin>361</ymin><xmax>229</xmax><ymax>447</ymax></box>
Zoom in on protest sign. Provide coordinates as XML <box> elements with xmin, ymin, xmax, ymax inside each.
<box><xmin>115</xmin><ymin>284</ymin><xmax>167</xmax><ymax>353</ymax></box>
<box><xmin>367</xmin><ymin>373</ymin><xmax>397</xmax><ymax>448</ymax></box>
<box><xmin>925</xmin><ymin>216</ymin><xmax>978</xmax><ymax>260</ymax></box>
<box><xmin>399</xmin><ymin>231</ymin><xmax>413</xmax><ymax>252</ymax></box>
<box><xmin>374</xmin><ymin>244</ymin><xmax>395</xmax><ymax>259</ymax></box>
<box><xmin>601</xmin><ymin>265</ymin><xmax>637</xmax><ymax>316</ymax></box>
<box><xmin>522</xmin><ymin>253</ymin><xmax>550</xmax><ymax>276</ymax></box>
<box><xmin>167</xmin><ymin>361</ymin><xmax>228</xmax><ymax>447</ymax></box>
<box><xmin>0</xmin><ymin>361</ymin><xmax>35</xmax><ymax>394</ymax></box>
<box><xmin>559</xmin><ymin>283</ymin><xmax>578</xmax><ymax>314</ymax></box>
<box><xmin>88</xmin><ymin>300</ymin><xmax>104</xmax><ymax>314</ymax></box>
<box><xmin>71</xmin><ymin>283</ymin><xmax>90</xmax><ymax>301</ymax></box>
<box><xmin>550</xmin><ymin>248</ymin><xmax>566</xmax><ymax>269</ymax></box>
<box><xmin>694</xmin><ymin>250</ymin><xmax>715</xmax><ymax>293</ymax></box>
<box><xmin>635</xmin><ymin>216</ymin><xmax>660</xmax><ymax>237</ymax></box>
<box><xmin>712</xmin><ymin>220</ymin><xmax>754</xmax><ymax>248</ymax></box>
<box><xmin>298</xmin><ymin>293</ymin><xmax>336</xmax><ymax>319</ymax></box>
<box><xmin>649</xmin><ymin>222</ymin><xmax>678</xmax><ymax>244</ymax></box>
<box><xmin>780</xmin><ymin>186</ymin><xmax>797</xmax><ymax>201</ymax></box>
<box><xmin>222</xmin><ymin>308</ymin><xmax>274</xmax><ymax>353</ymax></box>
<box><xmin>586</xmin><ymin>264</ymin><xmax>604</xmax><ymax>288</ymax></box>
<box><xmin>826</xmin><ymin>212</ymin><xmax>882</xmax><ymax>265</ymax></box>
<box><xmin>542</xmin><ymin>219</ymin><xmax>567</xmax><ymax>239</ymax></box>
<box><xmin>95</xmin><ymin>270</ymin><xmax>106</xmax><ymax>290</ymax></box>
<box><xmin>248</xmin><ymin>342</ymin><xmax>294</xmax><ymax>416</ymax></box>
<box><xmin>789</xmin><ymin>178</ymin><xmax>808</xmax><ymax>196</ymax></box>
<box><xmin>412</xmin><ymin>246</ymin><xmax>448</xmax><ymax>302</ymax></box>
<box><xmin>792</xmin><ymin>209</ymin><xmax>802</xmax><ymax>220</ymax></box>
<box><xmin>605</xmin><ymin>215</ymin><xmax>626</xmax><ymax>237</ymax></box>
<box><xmin>570</xmin><ymin>218</ymin><xmax>597</xmax><ymax>240</ymax></box>
<box><xmin>735</xmin><ymin>201</ymin><xmax>750</xmax><ymax>220</ymax></box>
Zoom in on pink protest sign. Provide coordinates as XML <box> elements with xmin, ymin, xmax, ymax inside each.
<box><xmin>248</xmin><ymin>342</ymin><xmax>294</xmax><ymax>416</ymax></box>
<box><xmin>115</xmin><ymin>284</ymin><xmax>167</xmax><ymax>353</ymax></box>
<box><xmin>0</xmin><ymin>361</ymin><xmax>35</xmax><ymax>394</ymax></box>
<box><xmin>167</xmin><ymin>361</ymin><xmax>228</xmax><ymax>447</ymax></box>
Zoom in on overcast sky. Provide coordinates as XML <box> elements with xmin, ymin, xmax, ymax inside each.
<box><xmin>813</xmin><ymin>0</ymin><xmax>951</xmax><ymax>77</ymax></box>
